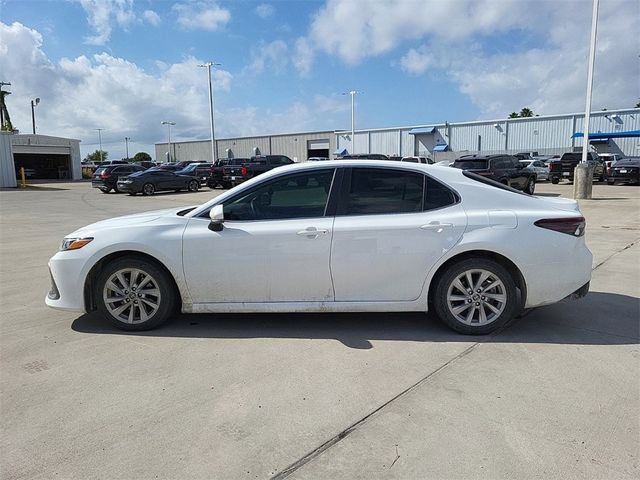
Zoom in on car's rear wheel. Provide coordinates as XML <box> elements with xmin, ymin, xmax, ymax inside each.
<box><xmin>95</xmin><ymin>257</ymin><xmax>177</xmax><ymax>331</ymax></box>
<box><xmin>551</xmin><ymin>177</ymin><xmax>559</xmax><ymax>184</ymax></box>
<box><xmin>433</xmin><ymin>258</ymin><xmax>517</xmax><ymax>335</ymax></box>
<box><xmin>188</xmin><ymin>180</ymin><xmax>199</xmax><ymax>192</ymax></box>
<box><xmin>525</xmin><ymin>177</ymin><xmax>535</xmax><ymax>194</ymax></box>
<box><xmin>607</xmin><ymin>179</ymin><xmax>615</xmax><ymax>185</ymax></box>
<box><xmin>142</xmin><ymin>183</ymin><xmax>155</xmax><ymax>196</ymax></box>
<box><xmin>100</xmin><ymin>188</ymin><xmax>111</xmax><ymax>194</ymax></box>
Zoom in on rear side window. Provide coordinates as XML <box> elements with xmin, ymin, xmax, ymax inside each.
<box><xmin>424</xmin><ymin>177</ymin><xmax>458</xmax><ymax>210</ymax></box>
<box><xmin>339</xmin><ymin>168</ymin><xmax>424</xmax><ymax>215</ymax></box>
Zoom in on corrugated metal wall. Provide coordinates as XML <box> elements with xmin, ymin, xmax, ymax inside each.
<box><xmin>450</xmin><ymin>122</ymin><xmax>507</xmax><ymax>152</ymax></box>
<box><xmin>0</xmin><ymin>132</ymin><xmax>17</xmax><ymax>188</ymax></box>
<box><xmin>370</xmin><ymin>131</ymin><xmax>401</xmax><ymax>155</ymax></box>
<box><xmin>507</xmin><ymin>117</ymin><xmax>573</xmax><ymax>151</ymax></box>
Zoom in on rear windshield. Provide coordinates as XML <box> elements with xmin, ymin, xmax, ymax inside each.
<box><xmin>453</xmin><ymin>160</ymin><xmax>488</xmax><ymax>170</ymax></box>
<box><xmin>229</xmin><ymin>158</ymin><xmax>249</xmax><ymax>165</ymax></box>
<box><xmin>462</xmin><ymin>171</ymin><xmax>527</xmax><ymax>195</ymax></box>
<box><xmin>94</xmin><ymin>167</ymin><xmax>107</xmax><ymax>174</ymax></box>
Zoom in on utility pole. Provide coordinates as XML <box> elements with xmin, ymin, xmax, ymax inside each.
<box><xmin>574</xmin><ymin>0</ymin><xmax>599</xmax><ymax>200</ymax></box>
<box><xmin>198</xmin><ymin>62</ymin><xmax>221</xmax><ymax>163</ymax></box>
<box><xmin>161</xmin><ymin>121</ymin><xmax>175</xmax><ymax>162</ymax></box>
<box><xmin>30</xmin><ymin>98</ymin><xmax>40</xmax><ymax>134</ymax></box>
<box><xmin>95</xmin><ymin>128</ymin><xmax>104</xmax><ymax>162</ymax></box>
<box><xmin>124</xmin><ymin>137</ymin><xmax>130</xmax><ymax>160</ymax></box>
<box><xmin>342</xmin><ymin>90</ymin><xmax>361</xmax><ymax>152</ymax></box>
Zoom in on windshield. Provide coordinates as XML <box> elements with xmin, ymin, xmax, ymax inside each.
<box><xmin>453</xmin><ymin>160</ymin><xmax>488</xmax><ymax>170</ymax></box>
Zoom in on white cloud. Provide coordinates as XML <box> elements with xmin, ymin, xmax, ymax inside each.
<box><xmin>173</xmin><ymin>1</ymin><xmax>231</xmax><ymax>31</ymax></box>
<box><xmin>0</xmin><ymin>21</ymin><xmax>233</xmax><ymax>158</ymax></box>
<box><xmin>79</xmin><ymin>0</ymin><xmax>136</xmax><ymax>45</ymax></box>
<box><xmin>244</xmin><ymin>40</ymin><xmax>289</xmax><ymax>75</ymax></box>
<box><xmin>399</xmin><ymin>46</ymin><xmax>434</xmax><ymax>75</ymax></box>
<box><xmin>292</xmin><ymin>37</ymin><xmax>314</xmax><ymax>76</ymax></box>
<box><xmin>255</xmin><ymin>3</ymin><xmax>274</xmax><ymax>19</ymax></box>
<box><xmin>142</xmin><ymin>10</ymin><xmax>161</xmax><ymax>26</ymax></box>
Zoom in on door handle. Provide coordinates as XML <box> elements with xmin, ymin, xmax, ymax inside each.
<box><xmin>296</xmin><ymin>228</ymin><xmax>329</xmax><ymax>237</ymax></box>
<box><xmin>420</xmin><ymin>223</ymin><xmax>453</xmax><ymax>232</ymax></box>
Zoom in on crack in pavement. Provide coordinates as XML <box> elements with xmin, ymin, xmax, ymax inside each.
<box><xmin>271</xmin><ymin>238</ymin><xmax>640</xmax><ymax>480</ymax></box>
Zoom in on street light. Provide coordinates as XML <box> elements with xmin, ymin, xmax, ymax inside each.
<box><xmin>124</xmin><ymin>137</ymin><xmax>130</xmax><ymax>160</ymax></box>
<box><xmin>161</xmin><ymin>121</ymin><xmax>176</xmax><ymax>162</ymax></box>
<box><xmin>30</xmin><ymin>97</ymin><xmax>40</xmax><ymax>134</ymax></box>
<box><xmin>198</xmin><ymin>62</ymin><xmax>221</xmax><ymax>163</ymax></box>
<box><xmin>341</xmin><ymin>90</ymin><xmax>362</xmax><ymax>151</ymax></box>
<box><xmin>95</xmin><ymin>128</ymin><xmax>104</xmax><ymax>163</ymax></box>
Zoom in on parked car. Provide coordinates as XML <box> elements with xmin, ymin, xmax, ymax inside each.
<box><xmin>158</xmin><ymin>161</ymin><xmax>201</xmax><ymax>172</ymax></box>
<box><xmin>598</xmin><ymin>153</ymin><xmax>622</xmax><ymax>177</ymax></box>
<box><xmin>452</xmin><ymin>154</ymin><xmax>536</xmax><ymax>194</ymax></box>
<box><xmin>514</xmin><ymin>152</ymin><xmax>539</xmax><ymax>160</ymax></box>
<box><xmin>222</xmin><ymin>155</ymin><xmax>293</xmax><ymax>188</ymax></box>
<box><xmin>607</xmin><ymin>158</ymin><xmax>640</xmax><ymax>185</ymax></box>
<box><xmin>338</xmin><ymin>153</ymin><xmax>389</xmax><ymax>160</ymax></box>
<box><xmin>548</xmin><ymin>152</ymin><xmax>605</xmax><ymax>184</ymax></box>
<box><xmin>96</xmin><ymin>160</ymin><xmax>129</xmax><ymax>167</ymax></box>
<box><xmin>402</xmin><ymin>156</ymin><xmax>432</xmax><ymax>164</ymax></box>
<box><xmin>135</xmin><ymin>161</ymin><xmax>158</xmax><ymax>170</ymax></box>
<box><xmin>92</xmin><ymin>164</ymin><xmax>146</xmax><ymax>193</ymax></box>
<box><xmin>308</xmin><ymin>157</ymin><xmax>330</xmax><ymax>161</ymax></box>
<box><xmin>520</xmin><ymin>159</ymin><xmax>549</xmax><ymax>181</ymax></box>
<box><xmin>175</xmin><ymin>163</ymin><xmax>212</xmax><ymax>184</ymax></box>
<box><xmin>116</xmin><ymin>169</ymin><xmax>201</xmax><ymax>195</ymax></box>
<box><xmin>46</xmin><ymin>161</ymin><xmax>592</xmax><ymax>335</ymax></box>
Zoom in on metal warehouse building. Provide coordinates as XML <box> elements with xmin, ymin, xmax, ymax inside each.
<box><xmin>156</xmin><ymin>108</ymin><xmax>640</xmax><ymax>163</ymax></box>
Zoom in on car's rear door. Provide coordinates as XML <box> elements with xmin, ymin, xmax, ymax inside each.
<box><xmin>182</xmin><ymin>168</ymin><xmax>337</xmax><ymax>303</ymax></box>
<box><xmin>330</xmin><ymin>167</ymin><xmax>466</xmax><ymax>302</ymax></box>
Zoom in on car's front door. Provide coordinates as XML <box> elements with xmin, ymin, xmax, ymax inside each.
<box><xmin>330</xmin><ymin>167</ymin><xmax>467</xmax><ymax>302</ymax></box>
<box><xmin>182</xmin><ymin>169</ymin><xmax>337</xmax><ymax>303</ymax></box>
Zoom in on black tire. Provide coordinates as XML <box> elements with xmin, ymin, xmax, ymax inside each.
<box><xmin>113</xmin><ymin>184</ymin><xmax>120</xmax><ymax>193</ymax></box>
<box><xmin>95</xmin><ymin>256</ymin><xmax>178</xmax><ymax>331</ymax></box>
<box><xmin>128</xmin><ymin>192</ymin><xmax>137</xmax><ymax>196</ymax></box>
<box><xmin>551</xmin><ymin>177</ymin><xmax>559</xmax><ymax>184</ymax></box>
<box><xmin>222</xmin><ymin>181</ymin><xmax>232</xmax><ymax>189</ymax></box>
<box><xmin>100</xmin><ymin>188</ymin><xmax>111</xmax><ymax>194</ymax></box>
<box><xmin>525</xmin><ymin>177</ymin><xmax>535</xmax><ymax>195</ymax></box>
<box><xmin>433</xmin><ymin>258</ymin><xmax>518</xmax><ymax>335</ymax></box>
<box><xmin>607</xmin><ymin>179</ymin><xmax>615</xmax><ymax>186</ymax></box>
<box><xmin>188</xmin><ymin>180</ymin><xmax>199</xmax><ymax>192</ymax></box>
<box><xmin>142</xmin><ymin>183</ymin><xmax>155</xmax><ymax>196</ymax></box>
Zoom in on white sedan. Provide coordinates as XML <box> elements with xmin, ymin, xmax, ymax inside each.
<box><xmin>46</xmin><ymin>161</ymin><xmax>592</xmax><ymax>335</ymax></box>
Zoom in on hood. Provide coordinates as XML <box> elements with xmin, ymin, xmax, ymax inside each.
<box><xmin>67</xmin><ymin>207</ymin><xmax>190</xmax><ymax>237</ymax></box>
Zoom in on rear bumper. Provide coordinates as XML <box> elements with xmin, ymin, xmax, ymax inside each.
<box><xmin>608</xmin><ymin>173</ymin><xmax>639</xmax><ymax>183</ymax></box>
<box><xmin>116</xmin><ymin>183</ymin><xmax>140</xmax><ymax>193</ymax></box>
<box><xmin>91</xmin><ymin>180</ymin><xmax>112</xmax><ymax>189</ymax></box>
<box><xmin>565</xmin><ymin>281</ymin><xmax>590</xmax><ymax>300</ymax></box>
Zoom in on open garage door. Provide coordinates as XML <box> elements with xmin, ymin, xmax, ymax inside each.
<box><xmin>307</xmin><ymin>139</ymin><xmax>330</xmax><ymax>160</ymax></box>
<box><xmin>14</xmin><ymin>153</ymin><xmax>72</xmax><ymax>180</ymax></box>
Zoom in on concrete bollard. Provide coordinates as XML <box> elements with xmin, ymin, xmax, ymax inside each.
<box><xmin>573</xmin><ymin>163</ymin><xmax>594</xmax><ymax>199</ymax></box>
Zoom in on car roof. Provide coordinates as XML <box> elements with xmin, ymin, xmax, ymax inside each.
<box><xmin>457</xmin><ymin>154</ymin><xmax>505</xmax><ymax>160</ymax></box>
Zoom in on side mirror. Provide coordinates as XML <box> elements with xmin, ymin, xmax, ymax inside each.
<box><xmin>208</xmin><ymin>204</ymin><xmax>224</xmax><ymax>232</ymax></box>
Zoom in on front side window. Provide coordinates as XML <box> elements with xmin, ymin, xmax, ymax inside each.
<box><xmin>223</xmin><ymin>170</ymin><xmax>335</xmax><ymax>221</ymax></box>
<box><xmin>340</xmin><ymin>168</ymin><xmax>424</xmax><ymax>215</ymax></box>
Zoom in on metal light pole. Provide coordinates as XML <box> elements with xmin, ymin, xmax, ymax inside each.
<box><xmin>342</xmin><ymin>90</ymin><xmax>361</xmax><ymax>151</ymax></box>
<box><xmin>198</xmin><ymin>62</ymin><xmax>221</xmax><ymax>163</ymax></box>
<box><xmin>161</xmin><ymin>121</ymin><xmax>175</xmax><ymax>162</ymax></box>
<box><xmin>30</xmin><ymin>97</ymin><xmax>40</xmax><ymax>134</ymax></box>
<box><xmin>124</xmin><ymin>136</ymin><xmax>130</xmax><ymax>160</ymax></box>
<box><xmin>95</xmin><ymin>128</ymin><xmax>104</xmax><ymax>162</ymax></box>
<box><xmin>574</xmin><ymin>0</ymin><xmax>599</xmax><ymax>200</ymax></box>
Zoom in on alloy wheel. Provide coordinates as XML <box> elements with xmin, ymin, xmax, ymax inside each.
<box><xmin>446</xmin><ymin>269</ymin><xmax>507</xmax><ymax>326</ymax></box>
<box><xmin>102</xmin><ymin>268</ymin><xmax>162</xmax><ymax>324</ymax></box>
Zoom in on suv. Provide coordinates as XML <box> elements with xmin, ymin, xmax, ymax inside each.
<box><xmin>452</xmin><ymin>154</ymin><xmax>536</xmax><ymax>194</ymax></box>
<box><xmin>92</xmin><ymin>164</ymin><xmax>146</xmax><ymax>193</ymax></box>
<box><xmin>222</xmin><ymin>155</ymin><xmax>293</xmax><ymax>188</ymax></box>
<box><xmin>96</xmin><ymin>160</ymin><xmax>129</xmax><ymax>167</ymax></box>
<box><xmin>548</xmin><ymin>152</ymin><xmax>605</xmax><ymax>184</ymax></box>
<box><xmin>401</xmin><ymin>156</ymin><xmax>432</xmax><ymax>164</ymax></box>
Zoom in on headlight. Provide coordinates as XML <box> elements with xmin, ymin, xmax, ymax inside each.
<box><xmin>60</xmin><ymin>237</ymin><xmax>93</xmax><ymax>251</ymax></box>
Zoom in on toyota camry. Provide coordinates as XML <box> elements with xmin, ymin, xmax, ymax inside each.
<box><xmin>46</xmin><ymin>161</ymin><xmax>592</xmax><ymax>334</ymax></box>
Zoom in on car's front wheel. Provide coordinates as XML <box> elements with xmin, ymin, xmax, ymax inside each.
<box><xmin>142</xmin><ymin>183</ymin><xmax>155</xmax><ymax>196</ymax></box>
<box><xmin>433</xmin><ymin>258</ymin><xmax>518</xmax><ymax>335</ymax></box>
<box><xmin>525</xmin><ymin>177</ymin><xmax>535</xmax><ymax>194</ymax></box>
<box><xmin>95</xmin><ymin>257</ymin><xmax>178</xmax><ymax>331</ymax></box>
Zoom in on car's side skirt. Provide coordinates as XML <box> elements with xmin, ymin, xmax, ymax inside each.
<box><xmin>186</xmin><ymin>300</ymin><xmax>427</xmax><ymax>314</ymax></box>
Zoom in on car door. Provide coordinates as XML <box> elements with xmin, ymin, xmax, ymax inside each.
<box><xmin>182</xmin><ymin>168</ymin><xmax>337</xmax><ymax>303</ymax></box>
<box><xmin>330</xmin><ymin>167</ymin><xmax>467</xmax><ymax>302</ymax></box>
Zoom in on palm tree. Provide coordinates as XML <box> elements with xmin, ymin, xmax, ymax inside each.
<box><xmin>508</xmin><ymin>112</ymin><xmax>520</xmax><ymax>118</ymax></box>
<box><xmin>519</xmin><ymin>107</ymin><xmax>534</xmax><ymax>117</ymax></box>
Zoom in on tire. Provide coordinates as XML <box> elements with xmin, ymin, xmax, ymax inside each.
<box><xmin>551</xmin><ymin>177</ymin><xmax>559</xmax><ymax>184</ymax></box>
<box><xmin>433</xmin><ymin>258</ymin><xmax>518</xmax><ymax>335</ymax></box>
<box><xmin>188</xmin><ymin>180</ymin><xmax>199</xmax><ymax>192</ymax></box>
<box><xmin>142</xmin><ymin>183</ymin><xmax>155</xmax><ymax>196</ymax></box>
<box><xmin>100</xmin><ymin>188</ymin><xmax>111</xmax><ymax>194</ymax></box>
<box><xmin>95</xmin><ymin>256</ymin><xmax>178</xmax><ymax>331</ymax></box>
<box><xmin>525</xmin><ymin>177</ymin><xmax>535</xmax><ymax>195</ymax></box>
<box><xmin>113</xmin><ymin>184</ymin><xmax>120</xmax><ymax>193</ymax></box>
<box><xmin>222</xmin><ymin>181</ymin><xmax>232</xmax><ymax>189</ymax></box>
<box><xmin>607</xmin><ymin>180</ymin><xmax>615</xmax><ymax>186</ymax></box>
<box><xmin>128</xmin><ymin>192</ymin><xmax>137</xmax><ymax>196</ymax></box>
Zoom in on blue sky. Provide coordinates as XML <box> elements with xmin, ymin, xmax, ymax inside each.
<box><xmin>1</xmin><ymin>0</ymin><xmax>638</xmax><ymax>159</ymax></box>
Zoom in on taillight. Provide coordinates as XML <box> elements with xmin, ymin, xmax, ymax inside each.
<box><xmin>241</xmin><ymin>166</ymin><xmax>248</xmax><ymax>176</ymax></box>
<box><xmin>534</xmin><ymin>217</ymin><xmax>585</xmax><ymax>237</ymax></box>
<box><xmin>549</xmin><ymin>163</ymin><xmax>561</xmax><ymax>172</ymax></box>
<box><xmin>100</xmin><ymin>172</ymin><xmax>111</xmax><ymax>179</ymax></box>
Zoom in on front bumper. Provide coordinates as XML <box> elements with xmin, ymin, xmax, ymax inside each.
<box><xmin>45</xmin><ymin>253</ymin><xmax>89</xmax><ymax>312</ymax></box>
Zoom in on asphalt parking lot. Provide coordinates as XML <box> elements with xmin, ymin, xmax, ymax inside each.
<box><xmin>1</xmin><ymin>180</ymin><xmax>638</xmax><ymax>479</ymax></box>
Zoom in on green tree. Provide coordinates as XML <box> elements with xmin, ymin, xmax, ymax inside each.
<box><xmin>83</xmin><ymin>150</ymin><xmax>108</xmax><ymax>163</ymax></box>
<box><xmin>635</xmin><ymin>101</ymin><xmax>640</xmax><ymax>108</ymax></box>
<box><xmin>132</xmin><ymin>151</ymin><xmax>152</xmax><ymax>163</ymax></box>
<box><xmin>508</xmin><ymin>112</ymin><xmax>520</xmax><ymax>118</ymax></box>
<box><xmin>519</xmin><ymin>107</ymin><xmax>534</xmax><ymax>117</ymax></box>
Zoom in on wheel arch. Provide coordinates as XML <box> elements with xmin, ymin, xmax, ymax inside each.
<box><xmin>83</xmin><ymin>250</ymin><xmax>182</xmax><ymax>312</ymax></box>
<box><xmin>426</xmin><ymin>249</ymin><xmax>527</xmax><ymax>312</ymax></box>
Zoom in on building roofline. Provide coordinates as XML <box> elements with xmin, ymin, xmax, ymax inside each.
<box><xmin>155</xmin><ymin>129</ymin><xmax>335</xmax><ymax>146</ymax></box>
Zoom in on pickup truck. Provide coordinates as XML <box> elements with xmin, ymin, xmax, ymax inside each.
<box><xmin>548</xmin><ymin>152</ymin><xmax>605</xmax><ymax>184</ymax></box>
<box><xmin>208</xmin><ymin>158</ymin><xmax>249</xmax><ymax>189</ymax></box>
<box><xmin>222</xmin><ymin>155</ymin><xmax>294</xmax><ymax>188</ymax></box>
